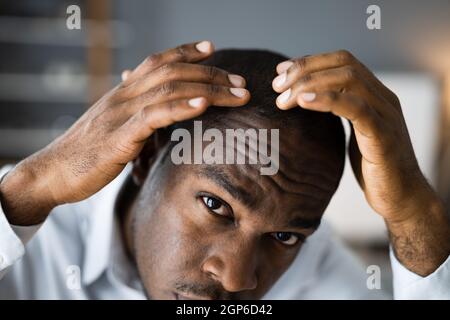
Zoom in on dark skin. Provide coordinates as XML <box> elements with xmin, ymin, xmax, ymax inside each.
<box><xmin>120</xmin><ymin>113</ymin><xmax>340</xmax><ymax>300</ymax></box>
<box><xmin>272</xmin><ymin>51</ymin><xmax>450</xmax><ymax>274</ymax></box>
<box><xmin>1</xmin><ymin>41</ymin><xmax>449</xmax><ymax>299</ymax></box>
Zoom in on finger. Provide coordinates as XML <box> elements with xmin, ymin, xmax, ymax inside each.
<box><xmin>275</xmin><ymin>66</ymin><xmax>379</xmax><ymax>110</ymax></box>
<box><xmin>273</xmin><ymin>50</ymin><xmax>357</xmax><ymax>92</ymax></box>
<box><xmin>124</xmin><ymin>81</ymin><xmax>250</xmax><ymax>113</ymax></box>
<box><xmin>121</xmin><ymin>70</ymin><xmax>132</xmax><ymax>81</ymax></box>
<box><xmin>121</xmin><ymin>97</ymin><xmax>209</xmax><ymax>143</ymax></box>
<box><xmin>275</xmin><ymin>50</ymin><xmax>399</xmax><ymax>109</ymax></box>
<box><xmin>122</xmin><ymin>41</ymin><xmax>214</xmax><ymax>87</ymax></box>
<box><xmin>348</xmin><ymin>126</ymin><xmax>364</xmax><ymax>189</ymax></box>
<box><xmin>297</xmin><ymin>91</ymin><xmax>381</xmax><ymax>138</ymax></box>
<box><xmin>123</xmin><ymin>63</ymin><xmax>246</xmax><ymax>97</ymax></box>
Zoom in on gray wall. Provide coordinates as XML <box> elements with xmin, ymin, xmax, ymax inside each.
<box><xmin>115</xmin><ymin>0</ymin><xmax>450</xmax><ymax>75</ymax></box>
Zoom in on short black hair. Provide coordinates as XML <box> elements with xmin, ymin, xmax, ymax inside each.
<box><xmin>162</xmin><ymin>49</ymin><xmax>345</xmax><ymax>190</ymax></box>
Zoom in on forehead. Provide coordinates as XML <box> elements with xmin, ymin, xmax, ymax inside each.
<box><xmin>161</xmin><ymin>111</ymin><xmax>341</xmax><ymax>220</ymax></box>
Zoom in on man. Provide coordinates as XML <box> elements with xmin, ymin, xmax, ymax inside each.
<box><xmin>0</xmin><ymin>41</ymin><xmax>449</xmax><ymax>299</ymax></box>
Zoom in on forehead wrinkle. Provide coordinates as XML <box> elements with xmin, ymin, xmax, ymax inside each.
<box><xmin>277</xmin><ymin>153</ymin><xmax>340</xmax><ymax>190</ymax></box>
<box><xmin>252</xmin><ymin>156</ymin><xmax>332</xmax><ymax>203</ymax></box>
<box><xmin>256</xmin><ymin>172</ymin><xmax>328</xmax><ymax>218</ymax></box>
<box><xmin>274</xmin><ymin>168</ymin><xmax>335</xmax><ymax>201</ymax></box>
<box><xmin>244</xmin><ymin>159</ymin><xmax>335</xmax><ymax>220</ymax></box>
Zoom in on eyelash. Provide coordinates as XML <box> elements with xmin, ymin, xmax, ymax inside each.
<box><xmin>270</xmin><ymin>232</ymin><xmax>304</xmax><ymax>246</ymax></box>
<box><xmin>199</xmin><ymin>194</ymin><xmax>305</xmax><ymax>247</ymax></box>
<box><xmin>200</xmin><ymin>194</ymin><xmax>233</xmax><ymax>218</ymax></box>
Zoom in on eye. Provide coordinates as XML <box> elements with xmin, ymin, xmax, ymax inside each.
<box><xmin>271</xmin><ymin>232</ymin><xmax>300</xmax><ymax>246</ymax></box>
<box><xmin>201</xmin><ymin>195</ymin><xmax>230</xmax><ymax>217</ymax></box>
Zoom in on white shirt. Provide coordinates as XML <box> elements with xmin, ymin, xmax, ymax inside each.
<box><xmin>0</xmin><ymin>165</ymin><xmax>449</xmax><ymax>299</ymax></box>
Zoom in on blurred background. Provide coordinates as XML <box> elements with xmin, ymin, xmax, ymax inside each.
<box><xmin>1</xmin><ymin>0</ymin><xmax>450</xmax><ymax>295</ymax></box>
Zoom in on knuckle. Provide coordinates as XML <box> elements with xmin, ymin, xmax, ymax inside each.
<box><xmin>167</xmin><ymin>100</ymin><xmax>177</xmax><ymax>114</ymax></box>
<box><xmin>106</xmin><ymin>96</ymin><xmax>123</xmax><ymax>110</ymax></box>
<box><xmin>207</xmin><ymin>84</ymin><xmax>221</xmax><ymax>96</ymax></box>
<box><xmin>342</xmin><ymin>66</ymin><xmax>357</xmax><ymax>82</ymax></box>
<box><xmin>158</xmin><ymin>63</ymin><xmax>175</xmax><ymax>76</ymax></box>
<box><xmin>158</xmin><ymin>81</ymin><xmax>176</xmax><ymax>96</ymax></box>
<box><xmin>166</xmin><ymin>101</ymin><xmax>181</xmax><ymax>122</ymax></box>
<box><xmin>299</xmin><ymin>73</ymin><xmax>313</xmax><ymax>84</ymax></box>
<box><xmin>136</xmin><ymin>107</ymin><xmax>152</xmax><ymax>128</ymax></box>
<box><xmin>118</xmin><ymin>81</ymin><xmax>133</xmax><ymax>93</ymax></box>
<box><xmin>105</xmin><ymin>91</ymin><xmax>124</xmax><ymax>107</ymax></box>
<box><xmin>294</xmin><ymin>56</ymin><xmax>308</xmax><ymax>71</ymax></box>
<box><xmin>325</xmin><ymin>91</ymin><xmax>339</xmax><ymax>102</ymax></box>
<box><xmin>174</xmin><ymin>45</ymin><xmax>188</xmax><ymax>61</ymax></box>
<box><xmin>104</xmin><ymin>94</ymin><xmax>119</xmax><ymax>107</ymax></box>
<box><xmin>138</xmin><ymin>107</ymin><xmax>147</xmax><ymax>123</ymax></box>
<box><xmin>205</xmin><ymin>65</ymin><xmax>219</xmax><ymax>81</ymax></box>
<box><xmin>144</xmin><ymin>54</ymin><xmax>160</xmax><ymax>68</ymax></box>
<box><xmin>336</xmin><ymin>49</ymin><xmax>354</xmax><ymax>64</ymax></box>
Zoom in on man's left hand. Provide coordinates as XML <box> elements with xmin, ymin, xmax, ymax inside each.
<box><xmin>272</xmin><ymin>50</ymin><xmax>450</xmax><ymax>276</ymax></box>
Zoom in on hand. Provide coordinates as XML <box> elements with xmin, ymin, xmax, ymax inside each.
<box><xmin>0</xmin><ymin>41</ymin><xmax>250</xmax><ymax>225</ymax></box>
<box><xmin>272</xmin><ymin>50</ymin><xmax>450</xmax><ymax>275</ymax></box>
<box><xmin>272</xmin><ymin>50</ymin><xmax>419</xmax><ymax>221</ymax></box>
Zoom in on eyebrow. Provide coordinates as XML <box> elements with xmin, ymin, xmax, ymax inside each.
<box><xmin>197</xmin><ymin>166</ymin><xmax>322</xmax><ymax>230</ymax></box>
<box><xmin>287</xmin><ymin>216</ymin><xmax>322</xmax><ymax>230</ymax></box>
<box><xmin>197</xmin><ymin>166</ymin><xmax>260</xmax><ymax>210</ymax></box>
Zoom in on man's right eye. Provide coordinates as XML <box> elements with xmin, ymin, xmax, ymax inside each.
<box><xmin>201</xmin><ymin>195</ymin><xmax>231</xmax><ymax>218</ymax></box>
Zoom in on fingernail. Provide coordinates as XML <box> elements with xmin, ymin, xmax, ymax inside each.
<box><xmin>228</xmin><ymin>74</ymin><xmax>246</xmax><ymax>87</ymax></box>
<box><xmin>273</xmin><ymin>72</ymin><xmax>287</xmax><ymax>88</ymax></box>
<box><xmin>196</xmin><ymin>41</ymin><xmax>213</xmax><ymax>53</ymax></box>
<box><xmin>301</xmin><ymin>92</ymin><xmax>316</xmax><ymax>102</ymax></box>
<box><xmin>230</xmin><ymin>88</ymin><xmax>247</xmax><ymax>98</ymax></box>
<box><xmin>188</xmin><ymin>97</ymin><xmax>206</xmax><ymax>108</ymax></box>
<box><xmin>121</xmin><ymin>70</ymin><xmax>131</xmax><ymax>81</ymax></box>
<box><xmin>277</xmin><ymin>88</ymin><xmax>291</xmax><ymax>104</ymax></box>
<box><xmin>277</xmin><ymin>61</ymin><xmax>293</xmax><ymax>73</ymax></box>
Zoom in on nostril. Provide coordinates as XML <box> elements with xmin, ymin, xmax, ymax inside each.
<box><xmin>206</xmin><ymin>270</ymin><xmax>219</xmax><ymax>281</ymax></box>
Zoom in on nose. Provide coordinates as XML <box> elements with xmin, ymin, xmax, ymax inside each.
<box><xmin>202</xmin><ymin>237</ymin><xmax>258</xmax><ymax>293</ymax></box>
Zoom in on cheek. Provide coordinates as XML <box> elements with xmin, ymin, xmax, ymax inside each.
<box><xmin>257</xmin><ymin>243</ymin><xmax>301</xmax><ymax>287</ymax></box>
<box><xmin>133</xmin><ymin>199</ymin><xmax>209</xmax><ymax>292</ymax></box>
<box><xmin>267</xmin><ymin>252</ymin><xmax>298</xmax><ymax>286</ymax></box>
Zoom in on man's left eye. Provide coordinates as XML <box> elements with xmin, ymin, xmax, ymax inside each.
<box><xmin>271</xmin><ymin>232</ymin><xmax>300</xmax><ymax>246</ymax></box>
<box><xmin>201</xmin><ymin>196</ymin><xmax>229</xmax><ymax>216</ymax></box>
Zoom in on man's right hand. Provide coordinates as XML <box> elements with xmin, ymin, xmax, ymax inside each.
<box><xmin>0</xmin><ymin>41</ymin><xmax>250</xmax><ymax>225</ymax></box>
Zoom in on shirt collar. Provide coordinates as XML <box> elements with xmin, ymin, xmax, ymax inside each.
<box><xmin>81</xmin><ymin>164</ymin><xmax>132</xmax><ymax>285</ymax></box>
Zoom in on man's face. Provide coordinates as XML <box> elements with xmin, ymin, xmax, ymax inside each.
<box><xmin>132</xmin><ymin>114</ymin><xmax>340</xmax><ymax>300</ymax></box>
